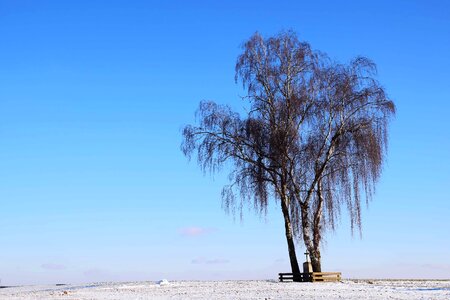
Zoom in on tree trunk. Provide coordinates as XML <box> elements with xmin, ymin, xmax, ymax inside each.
<box><xmin>300</xmin><ymin>203</ymin><xmax>323</xmax><ymax>272</ymax></box>
<box><xmin>310</xmin><ymin>179</ymin><xmax>324</xmax><ymax>272</ymax></box>
<box><xmin>280</xmin><ymin>198</ymin><xmax>301</xmax><ymax>278</ymax></box>
<box><xmin>309</xmin><ymin>249</ymin><xmax>322</xmax><ymax>272</ymax></box>
<box><xmin>304</xmin><ymin>237</ymin><xmax>322</xmax><ymax>272</ymax></box>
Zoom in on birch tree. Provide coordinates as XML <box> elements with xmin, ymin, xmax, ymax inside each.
<box><xmin>181</xmin><ymin>31</ymin><xmax>395</xmax><ymax>275</ymax></box>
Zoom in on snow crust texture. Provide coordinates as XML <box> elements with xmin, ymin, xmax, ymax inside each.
<box><xmin>1</xmin><ymin>280</ymin><xmax>449</xmax><ymax>299</ymax></box>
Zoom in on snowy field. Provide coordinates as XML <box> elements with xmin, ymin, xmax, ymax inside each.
<box><xmin>1</xmin><ymin>280</ymin><xmax>449</xmax><ymax>299</ymax></box>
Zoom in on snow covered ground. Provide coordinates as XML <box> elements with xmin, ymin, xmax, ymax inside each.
<box><xmin>1</xmin><ymin>279</ymin><xmax>449</xmax><ymax>299</ymax></box>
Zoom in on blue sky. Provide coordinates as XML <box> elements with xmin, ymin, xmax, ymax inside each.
<box><xmin>0</xmin><ymin>0</ymin><xmax>449</xmax><ymax>285</ymax></box>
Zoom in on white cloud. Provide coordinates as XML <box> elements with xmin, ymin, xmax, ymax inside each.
<box><xmin>191</xmin><ymin>257</ymin><xmax>229</xmax><ymax>265</ymax></box>
<box><xmin>206</xmin><ymin>258</ymin><xmax>230</xmax><ymax>265</ymax></box>
<box><xmin>179</xmin><ymin>226</ymin><xmax>216</xmax><ymax>237</ymax></box>
<box><xmin>41</xmin><ymin>263</ymin><xmax>66</xmax><ymax>271</ymax></box>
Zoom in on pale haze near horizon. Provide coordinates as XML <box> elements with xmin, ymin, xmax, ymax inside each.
<box><xmin>0</xmin><ymin>0</ymin><xmax>449</xmax><ymax>285</ymax></box>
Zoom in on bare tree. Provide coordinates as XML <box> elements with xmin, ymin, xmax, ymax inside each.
<box><xmin>181</xmin><ymin>31</ymin><xmax>395</xmax><ymax>275</ymax></box>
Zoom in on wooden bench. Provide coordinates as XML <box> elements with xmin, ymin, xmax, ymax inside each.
<box><xmin>311</xmin><ymin>272</ymin><xmax>341</xmax><ymax>282</ymax></box>
<box><xmin>279</xmin><ymin>272</ymin><xmax>341</xmax><ymax>282</ymax></box>
<box><xmin>278</xmin><ymin>272</ymin><xmax>308</xmax><ymax>282</ymax></box>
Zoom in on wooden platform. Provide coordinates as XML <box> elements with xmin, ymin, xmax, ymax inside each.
<box><xmin>279</xmin><ymin>272</ymin><xmax>341</xmax><ymax>282</ymax></box>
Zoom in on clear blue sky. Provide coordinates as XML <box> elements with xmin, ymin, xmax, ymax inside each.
<box><xmin>1</xmin><ymin>0</ymin><xmax>449</xmax><ymax>285</ymax></box>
